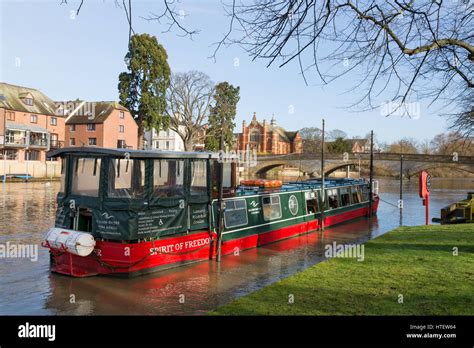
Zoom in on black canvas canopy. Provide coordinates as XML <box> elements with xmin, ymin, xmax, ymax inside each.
<box><xmin>50</xmin><ymin>147</ymin><xmax>218</xmax><ymax>241</ymax></box>
<box><xmin>48</xmin><ymin>147</ymin><xmax>218</xmax><ymax>160</ymax></box>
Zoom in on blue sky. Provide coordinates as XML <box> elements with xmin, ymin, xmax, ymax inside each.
<box><xmin>0</xmin><ymin>0</ymin><xmax>451</xmax><ymax>143</ymax></box>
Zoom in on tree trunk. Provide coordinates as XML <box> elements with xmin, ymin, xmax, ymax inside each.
<box><xmin>184</xmin><ymin>138</ymin><xmax>193</xmax><ymax>151</ymax></box>
<box><xmin>137</xmin><ymin>125</ymin><xmax>145</xmax><ymax>150</ymax></box>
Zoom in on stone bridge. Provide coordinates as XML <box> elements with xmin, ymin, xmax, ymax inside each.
<box><xmin>246</xmin><ymin>152</ymin><xmax>474</xmax><ymax>178</ymax></box>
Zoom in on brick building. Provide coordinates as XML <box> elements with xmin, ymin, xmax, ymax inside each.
<box><xmin>0</xmin><ymin>82</ymin><xmax>66</xmax><ymax>162</ymax></box>
<box><xmin>236</xmin><ymin>113</ymin><xmax>302</xmax><ymax>154</ymax></box>
<box><xmin>62</xmin><ymin>101</ymin><xmax>138</xmax><ymax>149</ymax></box>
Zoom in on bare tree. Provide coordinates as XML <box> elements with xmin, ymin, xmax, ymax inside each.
<box><xmin>431</xmin><ymin>131</ymin><xmax>473</xmax><ymax>156</ymax></box>
<box><xmin>62</xmin><ymin>0</ymin><xmax>473</xmax><ymax>135</ymax></box>
<box><xmin>448</xmin><ymin>92</ymin><xmax>474</xmax><ymax>139</ymax></box>
<box><xmin>166</xmin><ymin>71</ymin><xmax>215</xmax><ymax>151</ymax></box>
<box><xmin>213</xmin><ymin>0</ymin><xmax>473</xmax><ymax>131</ymax></box>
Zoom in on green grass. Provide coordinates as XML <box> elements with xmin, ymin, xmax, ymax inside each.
<box><xmin>211</xmin><ymin>224</ymin><xmax>474</xmax><ymax>315</ymax></box>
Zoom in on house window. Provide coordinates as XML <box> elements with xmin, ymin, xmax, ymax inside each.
<box><xmin>119</xmin><ymin>111</ymin><xmax>125</xmax><ymax>119</ymax></box>
<box><xmin>50</xmin><ymin>133</ymin><xmax>59</xmax><ymax>147</ymax></box>
<box><xmin>224</xmin><ymin>199</ymin><xmax>248</xmax><ymax>229</ymax></box>
<box><xmin>87</xmin><ymin>123</ymin><xmax>96</xmax><ymax>131</ymax></box>
<box><xmin>250</xmin><ymin>130</ymin><xmax>260</xmax><ymax>143</ymax></box>
<box><xmin>6</xmin><ymin>111</ymin><xmax>15</xmax><ymax>121</ymax></box>
<box><xmin>24</xmin><ymin>98</ymin><xmax>33</xmax><ymax>106</ymax></box>
<box><xmin>262</xmin><ymin>195</ymin><xmax>282</xmax><ymax>221</ymax></box>
<box><xmin>50</xmin><ymin>117</ymin><xmax>57</xmax><ymax>126</ymax></box>
<box><xmin>70</xmin><ymin>138</ymin><xmax>76</xmax><ymax>146</ymax></box>
<box><xmin>69</xmin><ymin>124</ymin><xmax>76</xmax><ymax>131</ymax></box>
<box><xmin>117</xmin><ymin>140</ymin><xmax>126</xmax><ymax>148</ymax></box>
<box><xmin>25</xmin><ymin>150</ymin><xmax>40</xmax><ymax>161</ymax></box>
<box><xmin>119</xmin><ymin>125</ymin><xmax>124</xmax><ymax>133</ymax></box>
<box><xmin>165</xmin><ymin>141</ymin><xmax>169</xmax><ymax>149</ymax></box>
<box><xmin>30</xmin><ymin>115</ymin><xmax>38</xmax><ymax>123</ymax></box>
<box><xmin>0</xmin><ymin>150</ymin><xmax>18</xmax><ymax>160</ymax></box>
<box><xmin>88</xmin><ymin>138</ymin><xmax>97</xmax><ymax>146</ymax></box>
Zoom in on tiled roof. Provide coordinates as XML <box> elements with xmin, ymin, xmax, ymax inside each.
<box><xmin>60</xmin><ymin>101</ymin><xmax>130</xmax><ymax>124</ymax></box>
<box><xmin>0</xmin><ymin>82</ymin><xmax>61</xmax><ymax>116</ymax></box>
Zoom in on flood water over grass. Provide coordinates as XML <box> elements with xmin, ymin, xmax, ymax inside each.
<box><xmin>0</xmin><ymin>178</ymin><xmax>472</xmax><ymax>315</ymax></box>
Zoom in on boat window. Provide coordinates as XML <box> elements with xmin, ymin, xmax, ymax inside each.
<box><xmin>108</xmin><ymin>159</ymin><xmax>146</xmax><ymax>199</ymax></box>
<box><xmin>59</xmin><ymin>158</ymin><xmax>66</xmax><ymax>193</ymax></box>
<box><xmin>305</xmin><ymin>191</ymin><xmax>319</xmax><ymax>214</ymax></box>
<box><xmin>361</xmin><ymin>185</ymin><xmax>369</xmax><ymax>201</ymax></box>
<box><xmin>262</xmin><ymin>195</ymin><xmax>282</xmax><ymax>221</ymax></box>
<box><xmin>223</xmin><ymin>163</ymin><xmax>232</xmax><ymax>187</ymax></box>
<box><xmin>153</xmin><ymin>160</ymin><xmax>184</xmax><ymax>198</ymax></box>
<box><xmin>190</xmin><ymin>160</ymin><xmax>208</xmax><ymax>196</ymax></box>
<box><xmin>326</xmin><ymin>188</ymin><xmax>340</xmax><ymax>209</ymax></box>
<box><xmin>351</xmin><ymin>186</ymin><xmax>362</xmax><ymax>203</ymax></box>
<box><xmin>340</xmin><ymin>187</ymin><xmax>350</xmax><ymax>206</ymax></box>
<box><xmin>224</xmin><ymin>199</ymin><xmax>248</xmax><ymax>229</ymax></box>
<box><xmin>71</xmin><ymin>157</ymin><xmax>101</xmax><ymax>197</ymax></box>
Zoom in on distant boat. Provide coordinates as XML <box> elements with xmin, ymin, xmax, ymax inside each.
<box><xmin>434</xmin><ymin>192</ymin><xmax>474</xmax><ymax>224</ymax></box>
<box><xmin>0</xmin><ymin>174</ymin><xmax>33</xmax><ymax>180</ymax></box>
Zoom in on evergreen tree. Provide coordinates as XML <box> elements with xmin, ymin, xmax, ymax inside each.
<box><xmin>118</xmin><ymin>34</ymin><xmax>171</xmax><ymax>149</ymax></box>
<box><xmin>205</xmin><ymin>82</ymin><xmax>240</xmax><ymax>151</ymax></box>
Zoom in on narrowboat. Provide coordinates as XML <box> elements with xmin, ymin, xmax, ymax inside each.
<box><xmin>42</xmin><ymin>147</ymin><xmax>379</xmax><ymax>277</ymax></box>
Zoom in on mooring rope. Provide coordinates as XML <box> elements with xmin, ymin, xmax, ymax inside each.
<box><xmin>378</xmin><ymin>196</ymin><xmax>400</xmax><ymax>208</ymax></box>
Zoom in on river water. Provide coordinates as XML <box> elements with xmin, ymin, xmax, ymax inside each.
<box><xmin>0</xmin><ymin>178</ymin><xmax>472</xmax><ymax>315</ymax></box>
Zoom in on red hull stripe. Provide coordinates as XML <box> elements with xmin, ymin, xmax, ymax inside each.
<box><xmin>49</xmin><ymin>199</ymin><xmax>379</xmax><ymax>277</ymax></box>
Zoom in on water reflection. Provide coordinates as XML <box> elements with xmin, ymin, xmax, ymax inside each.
<box><xmin>0</xmin><ymin>178</ymin><xmax>471</xmax><ymax>315</ymax></box>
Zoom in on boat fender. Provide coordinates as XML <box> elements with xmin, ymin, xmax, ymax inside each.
<box><xmin>44</xmin><ymin>228</ymin><xmax>96</xmax><ymax>257</ymax></box>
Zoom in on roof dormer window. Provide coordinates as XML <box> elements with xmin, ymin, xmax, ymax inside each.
<box><xmin>19</xmin><ymin>92</ymin><xmax>34</xmax><ymax>106</ymax></box>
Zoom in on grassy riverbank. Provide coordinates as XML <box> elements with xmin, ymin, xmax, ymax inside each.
<box><xmin>212</xmin><ymin>224</ymin><xmax>474</xmax><ymax>315</ymax></box>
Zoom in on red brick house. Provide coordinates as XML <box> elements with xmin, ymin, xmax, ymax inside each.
<box><xmin>61</xmin><ymin>101</ymin><xmax>138</xmax><ymax>149</ymax></box>
<box><xmin>0</xmin><ymin>82</ymin><xmax>66</xmax><ymax>162</ymax></box>
<box><xmin>236</xmin><ymin>113</ymin><xmax>302</xmax><ymax>154</ymax></box>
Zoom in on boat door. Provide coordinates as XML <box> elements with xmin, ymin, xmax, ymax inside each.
<box><xmin>304</xmin><ymin>190</ymin><xmax>320</xmax><ymax>230</ymax></box>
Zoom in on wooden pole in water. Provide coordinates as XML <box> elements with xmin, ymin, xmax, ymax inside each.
<box><xmin>2</xmin><ymin>150</ymin><xmax>6</xmax><ymax>183</ymax></box>
<box><xmin>368</xmin><ymin>130</ymin><xmax>374</xmax><ymax>218</ymax></box>
<box><xmin>216</xmin><ymin>132</ymin><xmax>225</xmax><ymax>262</ymax></box>
<box><xmin>399</xmin><ymin>155</ymin><xmax>403</xmax><ymax>209</ymax></box>
<box><xmin>320</xmin><ymin>119</ymin><xmax>325</xmax><ymax>231</ymax></box>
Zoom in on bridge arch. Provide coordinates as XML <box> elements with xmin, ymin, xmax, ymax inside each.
<box><xmin>324</xmin><ymin>163</ymin><xmax>358</xmax><ymax>176</ymax></box>
<box><xmin>254</xmin><ymin>162</ymin><xmax>315</xmax><ymax>176</ymax></box>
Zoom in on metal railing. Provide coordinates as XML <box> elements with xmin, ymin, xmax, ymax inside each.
<box><xmin>4</xmin><ymin>136</ymin><xmax>27</xmax><ymax>146</ymax></box>
<box><xmin>50</xmin><ymin>140</ymin><xmax>64</xmax><ymax>148</ymax></box>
